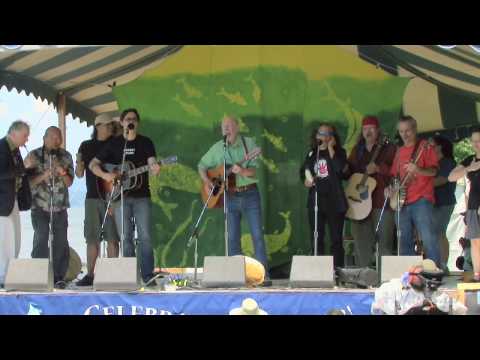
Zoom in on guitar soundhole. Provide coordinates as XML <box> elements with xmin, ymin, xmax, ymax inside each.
<box><xmin>210</xmin><ymin>178</ymin><xmax>222</xmax><ymax>196</ymax></box>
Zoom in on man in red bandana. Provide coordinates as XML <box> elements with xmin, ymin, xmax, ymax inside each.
<box><xmin>345</xmin><ymin>116</ymin><xmax>397</xmax><ymax>268</ymax></box>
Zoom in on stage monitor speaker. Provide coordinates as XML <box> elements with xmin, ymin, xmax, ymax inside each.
<box><xmin>202</xmin><ymin>256</ymin><xmax>246</xmax><ymax>288</ymax></box>
<box><xmin>381</xmin><ymin>256</ymin><xmax>423</xmax><ymax>283</ymax></box>
<box><xmin>93</xmin><ymin>258</ymin><xmax>139</xmax><ymax>291</ymax></box>
<box><xmin>4</xmin><ymin>259</ymin><xmax>52</xmax><ymax>291</ymax></box>
<box><xmin>289</xmin><ymin>256</ymin><xmax>334</xmax><ymax>288</ymax></box>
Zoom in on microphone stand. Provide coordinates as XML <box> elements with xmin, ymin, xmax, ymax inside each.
<box><xmin>374</xmin><ymin>194</ymin><xmax>390</xmax><ymax>286</ymax></box>
<box><xmin>186</xmin><ymin>183</ymin><xmax>218</xmax><ymax>287</ymax></box>
<box><xmin>119</xmin><ymin>128</ymin><xmax>132</xmax><ymax>259</ymax></box>
<box><xmin>313</xmin><ymin>145</ymin><xmax>320</xmax><ymax>256</ymax></box>
<box><xmin>223</xmin><ymin>135</ymin><xmax>229</xmax><ymax>257</ymax></box>
<box><xmin>99</xmin><ymin>184</ymin><xmax>117</xmax><ymax>258</ymax></box>
<box><xmin>394</xmin><ymin>177</ymin><xmax>402</xmax><ymax>256</ymax></box>
<box><xmin>374</xmin><ymin>179</ymin><xmax>402</xmax><ymax>286</ymax></box>
<box><xmin>47</xmin><ymin>152</ymin><xmax>55</xmax><ymax>290</ymax></box>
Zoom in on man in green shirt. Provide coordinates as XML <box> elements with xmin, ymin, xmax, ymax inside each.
<box><xmin>198</xmin><ymin>116</ymin><xmax>269</xmax><ymax>280</ymax></box>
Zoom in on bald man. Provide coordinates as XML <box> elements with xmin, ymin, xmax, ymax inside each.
<box><xmin>26</xmin><ymin>126</ymin><xmax>74</xmax><ymax>288</ymax></box>
<box><xmin>198</xmin><ymin>116</ymin><xmax>270</xmax><ymax>283</ymax></box>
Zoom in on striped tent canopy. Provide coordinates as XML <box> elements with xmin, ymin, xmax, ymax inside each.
<box><xmin>339</xmin><ymin>45</ymin><xmax>480</xmax><ymax>140</ymax></box>
<box><xmin>0</xmin><ymin>45</ymin><xmax>183</xmax><ymax>125</ymax></box>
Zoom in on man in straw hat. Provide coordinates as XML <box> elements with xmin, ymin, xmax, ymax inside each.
<box><xmin>75</xmin><ymin>113</ymin><xmax>119</xmax><ymax>286</ymax></box>
<box><xmin>229</xmin><ymin>298</ymin><xmax>268</xmax><ymax>315</ymax></box>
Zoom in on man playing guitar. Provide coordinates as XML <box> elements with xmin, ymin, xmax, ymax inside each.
<box><xmin>89</xmin><ymin>108</ymin><xmax>161</xmax><ymax>286</ymax></box>
<box><xmin>345</xmin><ymin>116</ymin><xmax>396</xmax><ymax>267</ymax></box>
<box><xmin>198</xmin><ymin>116</ymin><xmax>270</xmax><ymax>283</ymax></box>
<box><xmin>387</xmin><ymin>116</ymin><xmax>441</xmax><ymax>268</ymax></box>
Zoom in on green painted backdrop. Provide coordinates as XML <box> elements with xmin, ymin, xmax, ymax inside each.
<box><xmin>112</xmin><ymin>45</ymin><xmax>410</xmax><ymax>270</ymax></box>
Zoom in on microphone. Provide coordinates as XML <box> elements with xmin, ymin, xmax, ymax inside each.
<box><xmin>126</xmin><ymin>123</ymin><xmax>135</xmax><ymax>133</ymax></box>
<box><xmin>49</xmin><ymin>148</ymin><xmax>59</xmax><ymax>157</ymax></box>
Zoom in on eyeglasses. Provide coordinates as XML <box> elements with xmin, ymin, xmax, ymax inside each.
<box><xmin>317</xmin><ymin>131</ymin><xmax>333</xmax><ymax>136</ymax></box>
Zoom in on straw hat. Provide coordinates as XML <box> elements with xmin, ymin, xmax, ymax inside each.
<box><xmin>229</xmin><ymin>298</ymin><xmax>268</xmax><ymax>315</ymax></box>
<box><xmin>243</xmin><ymin>256</ymin><xmax>266</xmax><ymax>286</ymax></box>
<box><xmin>94</xmin><ymin>113</ymin><xmax>114</xmax><ymax>126</ymax></box>
<box><xmin>421</xmin><ymin>259</ymin><xmax>441</xmax><ymax>273</ymax></box>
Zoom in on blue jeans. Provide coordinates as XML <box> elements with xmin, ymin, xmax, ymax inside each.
<box><xmin>226</xmin><ymin>188</ymin><xmax>269</xmax><ymax>274</ymax></box>
<box><xmin>397</xmin><ymin>198</ymin><xmax>441</xmax><ymax>267</ymax></box>
<box><xmin>31</xmin><ymin>208</ymin><xmax>70</xmax><ymax>282</ymax></box>
<box><xmin>113</xmin><ymin>197</ymin><xmax>154</xmax><ymax>282</ymax></box>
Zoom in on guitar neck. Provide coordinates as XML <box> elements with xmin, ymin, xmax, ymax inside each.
<box><xmin>128</xmin><ymin>164</ymin><xmax>149</xmax><ymax>178</ymax></box>
<box><xmin>399</xmin><ymin>143</ymin><xmax>427</xmax><ymax>187</ymax></box>
<box><xmin>225</xmin><ymin>157</ymin><xmax>255</xmax><ymax>177</ymax></box>
<box><xmin>124</xmin><ymin>157</ymin><xmax>175</xmax><ymax>178</ymax></box>
<box><xmin>359</xmin><ymin>141</ymin><xmax>385</xmax><ymax>184</ymax></box>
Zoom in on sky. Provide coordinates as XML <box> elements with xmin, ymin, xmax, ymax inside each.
<box><xmin>1</xmin><ymin>86</ymin><xmax>95</xmax><ymax>260</ymax></box>
<box><xmin>0</xmin><ymin>86</ymin><xmax>92</xmax><ymax>207</ymax></box>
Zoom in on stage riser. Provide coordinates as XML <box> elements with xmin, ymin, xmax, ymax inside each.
<box><xmin>0</xmin><ymin>291</ymin><xmax>374</xmax><ymax>315</ymax></box>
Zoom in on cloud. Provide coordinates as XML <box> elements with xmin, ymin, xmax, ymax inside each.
<box><xmin>33</xmin><ymin>97</ymin><xmax>53</xmax><ymax>113</ymax></box>
<box><xmin>0</xmin><ymin>102</ymin><xmax>8</xmax><ymax>117</ymax></box>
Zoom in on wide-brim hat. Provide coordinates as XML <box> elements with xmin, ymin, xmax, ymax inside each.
<box><xmin>229</xmin><ymin>298</ymin><xmax>267</xmax><ymax>315</ymax></box>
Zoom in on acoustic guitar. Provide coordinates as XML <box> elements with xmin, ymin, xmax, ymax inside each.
<box><xmin>200</xmin><ymin>148</ymin><xmax>262</xmax><ymax>209</ymax></box>
<box><xmin>97</xmin><ymin>155</ymin><xmax>178</xmax><ymax>202</ymax></box>
<box><xmin>345</xmin><ymin>136</ymin><xmax>388</xmax><ymax>221</ymax></box>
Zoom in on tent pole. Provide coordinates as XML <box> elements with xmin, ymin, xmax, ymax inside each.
<box><xmin>57</xmin><ymin>92</ymin><xmax>67</xmax><ymax>149</ymax></box>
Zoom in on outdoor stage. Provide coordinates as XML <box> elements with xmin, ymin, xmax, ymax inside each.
<box><xmin>0</xmin><ymin>277</ymin><xmax>461</xmax><ymax>315</ymax></box>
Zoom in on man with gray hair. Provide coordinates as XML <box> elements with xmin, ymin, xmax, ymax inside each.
<box><xmin>0</xmin><ymin>120</ymin><xmax>33</xmax><ymax>287</ymax></box>
<box><xmin>198</xmin><ymin>116</ymin><xmax>270</xmax><ymax>284</ymax></box>
<box><xmin>387</xmin><ymin>115</ymin><xmax>442</xmax><ymax>268</ymax></box>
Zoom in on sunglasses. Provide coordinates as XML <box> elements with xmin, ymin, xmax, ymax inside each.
<box><xmin>317</xmin><ymin>131</ymin><xmax>334</xmax><ymax>136</ymax></box>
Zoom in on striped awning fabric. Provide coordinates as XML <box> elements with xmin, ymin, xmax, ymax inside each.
<box><xmin>0</xmin><ymin>45</ymin><xmax>183</xmax><ymax>125</ymax></box>
<box><xmin>339</xmin><ymin>45</ymin><xmax>480</xmax><ymax>139</ymax></box>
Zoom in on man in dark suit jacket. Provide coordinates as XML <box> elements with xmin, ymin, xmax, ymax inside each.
<box><xmin>0</xmin><ymin>120</ymin><xmax>32</xmax><ymax>286</ymax></box>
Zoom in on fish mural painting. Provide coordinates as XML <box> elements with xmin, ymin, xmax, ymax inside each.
<box><xmin>113</xmin><ymin>45</ymin><xmax>409</xmax><ymax>269</ymax></box>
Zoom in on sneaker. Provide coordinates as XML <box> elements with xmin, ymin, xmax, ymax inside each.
<box><xmin>144</xmin><ymin>275</ymin><xmax>158</xmax><ymax>288</ymax></box>
<box><xmin>261</xmin><ymin>280</ymin><xmax>273</xmax><ymax>287</ymax></box>
<box><xmin>145</xmin><ymin>279</ymin><xmax>158</xmax><ymax>288</ymax></box>
<box><xmin>76</xmin><ymin>275</ymin><xmax>94</xmax><ymax>286</ymax></box>
<box><xmin>260</xmin><ymin>274</ymin><xmax>273</xmax><ymax>287</ymax></box>
<box><xmin>54</xmin><ymin>281</ymin><xmax>67</xmax><ymax>290</ymax></box>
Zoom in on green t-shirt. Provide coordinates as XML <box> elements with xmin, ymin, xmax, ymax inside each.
<box><xmin>198</xmin><ymin>136</ymin><xmax>259</xmax><ymax>187</ymax></box>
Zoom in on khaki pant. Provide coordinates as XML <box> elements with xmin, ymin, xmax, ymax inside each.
<box><xmin>351</xmin><ymin>208</ymin><xmax>395</xmax><ymax>267</ymax></box>
<box><xmin>0</xmin><ymin>201</ymin><xmax>21</xmax><ymax>284</ymax></box>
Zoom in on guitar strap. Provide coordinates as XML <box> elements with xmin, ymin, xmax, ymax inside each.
<box><xmin>363</xmin><ymin>141</ymin><xmax>384</xmax><ymax>169</ymax></box>
<box><xmin>410</xmin><ymin>139</ymin><xmax>422</xmax><ymax>163</ymax></box>
<box><xmin>395</xmin><ymin>139</ymin><xmax>424</xmax><ymax>207</ymax></box>
<box><xmin>394</xmin><ymin>139</ymin><xmax>422</xmax><ymax>178</ymax></box>
<box><xmin>241</xmin><ymin>135</ymin><xmax>249</xmax><ymax>163</ymax></box>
